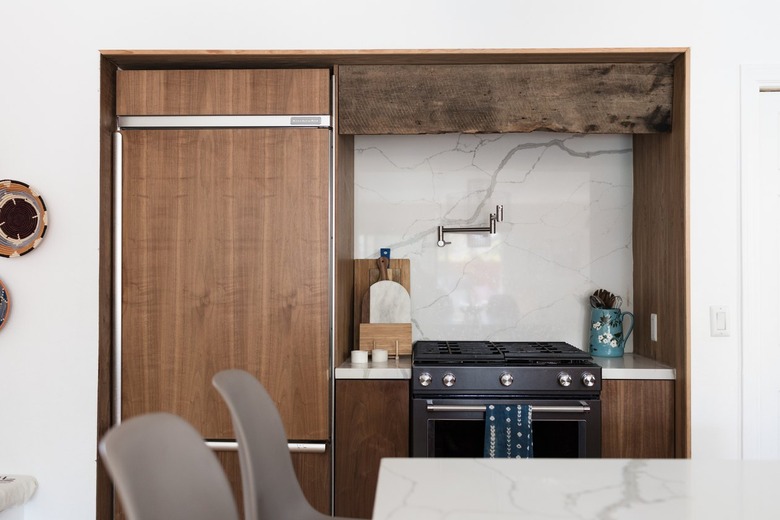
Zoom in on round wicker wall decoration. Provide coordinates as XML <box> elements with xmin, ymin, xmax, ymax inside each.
<box><xmin>0</xmin><ymin>179</ymin><xmax>48</xmax><ymax>258</ymax></box>
<box><xmin>0</xmin><ymin>278</ymin><xmax>9</xmax><ymax>332</ymax></box>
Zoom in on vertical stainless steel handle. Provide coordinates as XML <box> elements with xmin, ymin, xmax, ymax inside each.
<box><xmin>112</xmin><ymin>131</ymin><xmax>123</xmax><ymax>425</ymax></box>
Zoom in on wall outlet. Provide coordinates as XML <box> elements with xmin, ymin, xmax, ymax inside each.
<box><xmin>650</xmin><ymin>313</ymin><xmax>658</xmax><ymax>342</ymax></box>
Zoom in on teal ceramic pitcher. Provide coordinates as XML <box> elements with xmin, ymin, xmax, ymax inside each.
<box><xmin>589</xmin><ymin>308</ymin><xmax>634</xmax><ymax>357</ymax></box>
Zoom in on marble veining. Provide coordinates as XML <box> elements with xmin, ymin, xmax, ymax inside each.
<box><xmin>371</xmin><ymin>458</ymin><xmax>780</xmax><ymax>520</ymax></box>
<box><xmin>355</xmin><ymin>133</ymin><xmax>633</xmax><ymax>350</ymax></box>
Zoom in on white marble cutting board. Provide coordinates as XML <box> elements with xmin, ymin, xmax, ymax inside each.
<box><xmin>369</xmin><ymin>281</ymin><xmax>411</xmax><ymax>323</ymax></box>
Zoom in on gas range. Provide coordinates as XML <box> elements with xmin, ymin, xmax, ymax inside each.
<box><xmin>411</xmin><ymin>340</ymin><xmax>603</xmax><ymax>458</ymax></box>
<box><xmin>412</xmin><ymin>340</ymin><xmax>602</xmax><ymax>396</ymax></box>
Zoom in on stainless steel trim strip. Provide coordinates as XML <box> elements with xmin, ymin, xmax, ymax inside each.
<box><xmin>206</xmin><ymin>441</ymin><xmax>327</xmax><ymax>454</ymax></box>
<box><xmin>112</xmin><ymin>131</ymin><xmax>123</xmax><ymax>425</ymax></box>
<box><xmin>426</xmin><ymin>403</ymin><xmax>591</xmax><ymax>413</ymax></box>
<box><xmin>117</xmin><ymin>115</ymin><xmax>332</xmax><ymax>129</ymax></box>
<box><xmin>328</xmin><ymin>71</ymin><xmax>337</xmax><ymax>517</ymax></box>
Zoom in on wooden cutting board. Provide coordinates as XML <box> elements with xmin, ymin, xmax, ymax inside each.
<box><xmin>354</xmin><ymin>257</ymin><xmax>412</xmax><ymax>354</ymax></box>
<box><xmin>359</xmin><ymin>257</ymin><xmax>385</xmax><ymax>323</ymax></box>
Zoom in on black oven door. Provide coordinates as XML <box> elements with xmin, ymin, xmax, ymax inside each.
<box><xmin>412</xmin><ymin>397</ymin><xmax>601</xmax><ymax>458</ymax></box>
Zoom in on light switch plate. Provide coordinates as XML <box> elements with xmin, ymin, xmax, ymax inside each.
<box><xmin>709</xmin><ymin>305</ymin><xmax>730</xmax><ymax>337</ymax></box>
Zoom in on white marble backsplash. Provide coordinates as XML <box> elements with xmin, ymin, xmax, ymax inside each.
<box><xmin>354</xmin><ymin>132</ymin><xmax>633</xmax><ymax>351</ymax></box>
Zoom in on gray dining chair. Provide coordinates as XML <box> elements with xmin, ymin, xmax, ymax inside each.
<box><xmin>99</xmin><ymin>412</ymin><xmax>240</xmax><ymax>520</ymax></box>
<box><xmin>212</xmin><ymin>369</ymin><xmax>353</xmax><ymax>520</ymax></box>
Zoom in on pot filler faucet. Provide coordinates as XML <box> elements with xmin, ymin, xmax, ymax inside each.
<box><xmin>437</xmin><ymin>204</ymin><xmax>503</xmax><ymax>247</ymax></box>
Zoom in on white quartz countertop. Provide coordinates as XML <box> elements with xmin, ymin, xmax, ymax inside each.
<box><xmin>335</xmin><ymin>356</ymin><xmax>411</xmax><ymax>379</ymax></box>
<box><xmin>335</xmin><ymin>353</ymin><xmax>674</xmax><ymax>380</ymax></box>
<box><xmin>372</xmin><ymin>458</ymin><xmax>780</xmax><ymax>520</ymax></box>
<box><xmin>593</xmin><ymin>352</ymin><xmax>676</xmax><ymax>380</ymax></box>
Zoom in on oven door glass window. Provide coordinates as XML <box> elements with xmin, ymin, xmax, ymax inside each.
<box><xmin>431</xmin><ymin>418</ymin><xmax>587</xmax><ymax>458</ymax></box>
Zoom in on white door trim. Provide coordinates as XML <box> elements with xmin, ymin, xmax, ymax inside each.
<box><xmin>740</xmin><ymin>65</ymin><xmax>780</xmax><ymax>458</ymax></box>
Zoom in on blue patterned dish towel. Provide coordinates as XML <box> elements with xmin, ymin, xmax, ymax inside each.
<box><xmin>484</xmin><ymin>404</ymin><xmax>533</xmax><ymax>458</ymax></box>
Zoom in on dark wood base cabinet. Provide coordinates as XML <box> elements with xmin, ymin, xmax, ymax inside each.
<box><xmin>335</xmin><ymin>380</ymin><xmax>409</xmax><ymax>519</ymax></box>
<box><xmin>601</xmin><ymin>379</ymin><xmax>675</xmax><ymax>458</ymax></box>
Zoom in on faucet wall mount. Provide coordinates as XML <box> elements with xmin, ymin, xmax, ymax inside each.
<box><xmin>437</xmin><ymin>204</ymin><xmax>504</xmax><ymax>247</ymax></box>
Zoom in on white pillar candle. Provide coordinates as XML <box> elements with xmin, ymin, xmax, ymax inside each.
<box><xmin>372</xmin><ymin>349</ymin><xmax>388</xmax><ymax>362</ymax></box>
<box><xmin>351</xmin><ymin>350</ymin><xmax>368</xmax><ymax>364</ymax></box>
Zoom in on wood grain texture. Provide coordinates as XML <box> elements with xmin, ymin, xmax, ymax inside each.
<box><xmin>97</xmin><ymin>55</ymin><xmax>117</xmax><ymax>520</ymax></box>
<box><xmin>338</xmin><ymin>63</ymin><xmax>673</xmax><ymax>135</ymax></box>
<box><xmin>358</xmin><ymin>323</ymin><xmax>412</xmax><ymax>354</ymax></box>
<box><xmin>334</xmin><ymin>380</ymin><xmax>409</xmax><ymax>519</ymax></box>
<box><xmin>116</xmin><ymin>69</ymin><xmax>330</xmax><ymax>115</ymax></box>
<box><xmin>601</xmin><ymin>379</ymin><xmax>675</xmax><ymax>458</ymax></box>
<box><xmin>334</xmin><ymin>66</ymin><xmax>357</xmax><ymax>368</ymax></box>
<box><xmin>632</xmin><ymin>51</ymin><xmax>690</xmax><ymax>457</ymax></box>
<box><xmin>216</xmin><ymin>452</ymin><xmax>245</xmax><ymax>520</ymax></box>
<box><xmin>102</xmin><ymin>48</ymin><xmax>687</xmax><ymax>70</ymax></box>
<box><xmin>120</xmin><ymin>128</ymin><xmax>330</xmax><ymax>440</ymax></box>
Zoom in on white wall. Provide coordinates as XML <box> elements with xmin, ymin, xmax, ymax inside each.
<box><xmin>1</xmin><ymin>0</ymin><xmax>777</xmax><ymax>518</ymax></box>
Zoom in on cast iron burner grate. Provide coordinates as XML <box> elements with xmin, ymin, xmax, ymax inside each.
<box><xmin>413</xmin><ymin>340</ymin><xmax>592</xmax><ymax>364</ymax></box>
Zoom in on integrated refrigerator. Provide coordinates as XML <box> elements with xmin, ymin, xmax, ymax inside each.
<box><xmin>112</xmin><ymin>69</ymin><xmax>333</xmax><ymax>516</ymax></box>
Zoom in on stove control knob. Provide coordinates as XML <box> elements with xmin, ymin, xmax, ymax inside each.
<box><xmin>581</xmin><ymin>372</ymin><xmax>596</xmax><ymax>387</ymax></box>
<box><xmin>442</xmin><ymin>372</ymin><xmax>457</xmax><ymax>387</ymax></box>
<box><xmin>418</xmin><ymin>372</ymin><xmax>432</xmax><ymax>387</ymax></box>
<box><xmin>499</xmin><ymin>372</ymin><xmax>514</xmax><ymax>387</ymax></box>
<box><xmin>557</xmin><ymin>372</ymin><xmax>572</xmax><ymax>387</ymax></box>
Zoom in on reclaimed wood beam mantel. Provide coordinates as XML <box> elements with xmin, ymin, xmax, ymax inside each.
<box><xmin>338</xmin><ymin>63</ymin><xmax>674</xmax><ymax>135</ymax></box>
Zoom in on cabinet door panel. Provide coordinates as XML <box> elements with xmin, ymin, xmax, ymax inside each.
<box><xmin>601</xmin><ymin>379</ymin><xmax>674</xmax><ymax>458</ymax></box>
<box><xmin>117</xmin><ymin>69</ymin><xmax>331</xmax><ymax>116</ymax></box>
<box><xmin>335</xmin><ymin>380</ymin><xmax>409</xmax><ymax>518</ymax></box>
<box><xmin>121</xmin><ymin>128</ymin><xmax>329</xmax><ymax>440</ymax></box>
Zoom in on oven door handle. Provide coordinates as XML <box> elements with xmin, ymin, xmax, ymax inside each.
<box><xmin>426</xmin><ymin>401</ymin><xmax>591</xmax><ymax>413</ymax></box>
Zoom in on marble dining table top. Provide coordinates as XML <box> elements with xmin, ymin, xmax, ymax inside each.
<box><xmin>371</xmin><ymin>457</ymin><xmax>780</xmax><ymax>519</ymax></box>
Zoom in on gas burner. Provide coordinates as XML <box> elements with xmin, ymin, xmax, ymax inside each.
<box><xmin>497</xmin><ymin>342</ymin><xmax>593</xmax><ymax>361</ymax></box>
<box><xmin>413</xmin><ymin>341</ymin><xmax>503</xmax><ymax>362</ymax></box>
<box><xmin>413</xmin><ymin>340</ymin><xmax>593</xmax><ymax>365</ymax></box>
